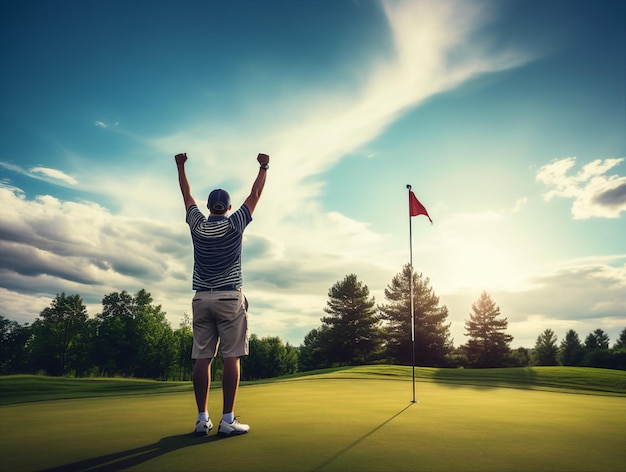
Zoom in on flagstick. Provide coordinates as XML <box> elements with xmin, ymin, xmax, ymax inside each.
<box><xmin>407</xmin><ymin>184</ymin><xmax>417</xmax><ymax>404</ymax></box>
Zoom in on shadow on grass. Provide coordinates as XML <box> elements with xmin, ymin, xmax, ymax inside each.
<box><xmin>431</xmin><ymin>367</ymin><xmax>538</xmax><ymax>391</ymax></box>
<box><xmin>42</xmin><ymin>432</ymin><xmax>217</xmax><ymax>471</ymax></box>
<box><xmin>310</xmin><ymin>402</ymin><xmax>415</xmax><ymax>472</ymax></box>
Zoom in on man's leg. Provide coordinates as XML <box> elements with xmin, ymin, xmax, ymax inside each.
<box><xmin>192</xmin><ymin>357</ymin><xmax>214</xmax><ymax>435</ymax></box>
<box><xmin>217</xmin><ymin>356</ymin><xmax>249</xmax><ymax>436</ymax></box>
<box><xmin>216</xmin><ymin>292</ymin><xmax>250</xmax><ymax>436</ymax></box>
<box><xmin>193</xmin><ymin>357</ymin><xmax>212</xmax><ymax>413</ymax></box>
<box><xmin>222</xmin><ymin>356</ymin><xmax>240</xmax><ymax>415</ymax></box>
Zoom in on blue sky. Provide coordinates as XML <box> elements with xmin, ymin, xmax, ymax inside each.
<box><xmin>1</xmin><ymin>0</ymin><xmax>624</xmax><ymax>349</ymax></box>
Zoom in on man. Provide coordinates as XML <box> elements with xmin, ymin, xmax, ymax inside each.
<box><xmin>175</xmin><ymin>151</ymin><xmax>269</xmax><ymax>437</ymax></box>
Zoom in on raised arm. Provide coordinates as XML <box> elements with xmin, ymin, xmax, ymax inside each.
<box><xmin>243</xmin><ymin>153</ymin><xmax>270</xmax><ymax>215</ymax></box>
<box><xmin>175</xmin><ymin>153</ymin><xmax>197</xmax><ymax>210</ymax></box>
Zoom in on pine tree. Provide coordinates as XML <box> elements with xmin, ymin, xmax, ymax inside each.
<box><xmin>584</xmin><ymin>329</ymin><xmax>610</xmax><ymax>350</ymax></box>
<box><xmin>463</xmin><ymin>291</ymin><xmax>513</xmax><ymax>368</ymax></box>
<box><xmin>533</xmin><ymin>329</ymin><xmax>559</xmax><ymax>366</ymax></box>
<box><xmin>321</xmin><ymin>274</ymin><xmax>382</xmax><ymax>365</ymax></box>
<box><xmin>614</xmin><ymin>327</ymin><xmax>626</xmax><ymax>351</ymax></box>
<box><xmin>378</xmin><ymin>264</ymin><xmax>452</xmax><ymax>366</ymax></box>
<box><xmin>560</xmin><ymin>329</ymin><xmax>584</xmax><ymax>366</ymax></box>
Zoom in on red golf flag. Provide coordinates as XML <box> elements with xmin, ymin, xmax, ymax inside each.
<box><xmin>409</xmin><ymin>190</ymin><xmax>432</xmax><ymax>223</ymax></box>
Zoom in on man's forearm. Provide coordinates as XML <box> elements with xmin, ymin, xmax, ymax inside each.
<box><xmin>178</xmin><ymin>164</ymin><xmax>191</xmax><ymax>198</ymax></box>
<box><xmin>244</xmin><ymin>166</ymin><xmax>268</xmax><ymax>215</ymax></box>
<box><xmin>175</xmin><ymin>155</ymin><xmax>196</xmax><ymax>209</ymax></box>
<box><xmin>250</xmin><ymin>167</ymin><xmax>267</xmax><ymax>200</ymax></box>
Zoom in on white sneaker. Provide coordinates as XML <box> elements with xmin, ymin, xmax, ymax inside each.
<box><xmin>194</xmin><ymin>418</ymin><xmax>213</xmax><ymax>435</ymax></box>
<box><xmin>218</xmin><ymin>419</ymin><xmax>250</xmax><ymax>437</ymax></box>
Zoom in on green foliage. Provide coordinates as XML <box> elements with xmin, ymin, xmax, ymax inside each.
<box><xmin>29</xmin><ymin>293</ymin><xmax>90</xmax><ymax>376</ymax></box>
<box><xmin>462</xmin><ymin>292</ymin><xmax>513</xmax><ymax>368</ymax></box>
<box><xmin>560</xmin><ymin>329</ymin><xmax>584</xmax><ymax>366</ymax></box>
<box><xmin>378</xmin><ymin>264</ymin><xmax>452</xmax><ymax>366</ymax></box>
<box><xmin>93</xmin><ymin>290</ymin><xmax>137</xmax><ymax>376</ymax></box>
<box><xmin>173</xmin><ymin>314</ymin><xmax>193</xmax><ymax>381</ymax></box>
<box><xmin>582</xmin><ymin>349</ymin><xmax>626</xmax><ymax>370</ymax></box>
<box><xmin>133</xmin><ymin>292</ymin><xmax>177</xmax><ymax>380</ymax></box>
<box><xmin>533</xmin><ymin>329</ymin><xmax>559</xmax><ymax>366</ymax></box>
<box><xmin>242</xmin><ymin>334</ymin><xmax>298</xmax><ymax>380</ymax></box>
<box><xmin>1</xmin><ymin>288</ymin><xmax>299</xmax><ymax>382</ymax></box>
<box><xmin>298</xmin><ymin>326</ymin><xmax>332</xmax><ymax>371</ymax></box>
<box><xmin>508</xmin><ymin>347</ymin><xmax>532</xmax><ymax>367</ymax></box>
<box><xmin>2</xmin><ymin>284</ymin><xmax>624</xmax><ymax>380</ymax></box>
<box><xmin>0</xmin><ymin>315</ymin><xmax>32</xmax><ymax>375</ymax></box>
<box><xmin>320</xmin><ymin>274</ymin><xmax>383</xmax><ymax>366</ymax></box>
<box><xmin>555</xmin><ymin>328</ymin><xmax>626</xmax><ymax>370</ymax></box>
<box><xmin>92</xmin><ymin>289</ymin><xmax>176</xmax><ymax>379</ymax></box>
<box><xmin>614</xmin><ymin>327</ymin><xmax>626</xmax><ymax>350</ymax></box>
<box><xmin>585</xmin><ymin>328</ymin><xmax>610</xmax><ymax>350</ymax></box>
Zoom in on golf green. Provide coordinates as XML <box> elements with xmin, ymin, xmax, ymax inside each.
<box><xmin>1</xmin><ymin>377</ymin><xmax>624</xmax><ymax>471</ymax></box>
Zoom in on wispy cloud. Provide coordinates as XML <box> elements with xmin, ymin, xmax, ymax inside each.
<box><xmin>146</xmin><ymin>0</ymin><xmax>530</xmax><ymax>219</ymax></box>
<box><xmin>94</xmin><ymin>120</ymin><xmax>119</xmax><ymax>129</ymax></box>
<box><xmin>0</xmin><ymin>162</ymin><xmax>78</xmax><ymax>187</ymax></box>
<box><xmin>536</xmin><ymin>157</ymin><xmax>626</xmax><ymax>218</ymax></box>
<box><xmin>30</xmin><ymin>167</ymin><xmax>78</xmax><ymax>186</ymax></box>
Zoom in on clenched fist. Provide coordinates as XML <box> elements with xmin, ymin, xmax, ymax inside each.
<box><xmin>257</xmin><ymin>153</ymin><xmax>269</xmax><ymax>165</ymax></box>
<box><xmin>175</xmin><ymin>153</ymin><xmax>187</xmax><ymax>165</ymax></box>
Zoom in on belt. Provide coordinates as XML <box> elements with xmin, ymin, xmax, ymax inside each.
<box><xmin>198</xmin><ymin>285</ymin><xmax>240</xmax><ymax>292</ymax></box>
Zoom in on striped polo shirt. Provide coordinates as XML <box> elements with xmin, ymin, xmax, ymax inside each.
<box><xmin>186</xmin><ymin>204</ymin><xmax>252</xmax><ymax>291</ymax></box>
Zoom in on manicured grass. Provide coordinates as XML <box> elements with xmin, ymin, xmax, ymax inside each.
<box><xmin>0</xmin><ymin>374</ymin><xmax>192</xmax><ymax>406</ymax></box>
<box><xmin>1</xmin><ymin>367</ymin><xmax>624</xmax><ymax>471</ymax></box>
<box><xmin>2</xmin><ymin>366</ymin><xmax>623</xmax><ymax>407</ymax></box>
<box><xmin>305</xmin><ymin>365</ymin><xmax>626</xmax><ymax>395</ymax></box>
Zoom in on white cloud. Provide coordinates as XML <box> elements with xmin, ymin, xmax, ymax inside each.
<box><xmin>536</xmin><ymin>157</ymin><xmax>626</xmax><ymax>218</ymax></box>
<box><xmin>441</xmin><ymin>256</ymin><xmax>626</xmax><ymax>348</ymax></box>
<box><xmin>0</xmin><ymin>162</ymin><xmax>23</xmax><ymax>174</ymax></box>
<box><xmin>503</xmin><ymin>260</ymin><xmax>626</xmax><ymax>347</ymax></box>
<box><xmin>0</xmin><ymin>288</ymin><xmax>55</xmax><ymax>324</ymax></box>
<box><xmin>0</xmin><ymin>162</ymin><xmax>78</xmax><ymax>187</ymax></box>
<box><xmin>0</xmin><ymin>184</ymin><xmax>192</xmax><ymax>321</ymax></box>
<box><xmin>30</xmin><ymin>167</ymin><xmax>78</xmax><ymax>186</ymax></box>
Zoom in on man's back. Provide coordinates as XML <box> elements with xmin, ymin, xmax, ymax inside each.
<box><xmin>186</xmin><ymin>204</ymin><xmax>252</xmax><ymax>290</ymax></box>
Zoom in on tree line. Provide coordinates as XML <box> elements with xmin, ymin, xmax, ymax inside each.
<box><xmin>0</xmin><ymin>289</ymin><xmax>300</xmax><ymax>381</ymax></box>
<box><xmin>298</xmin><ymin>266</ymin><xmax>625</xmax><ymax>371</ymax></box>
<box><xmin>1</xmin><ymin>264</ymin><xmax>625</xmax><ymax>380</ymax></box>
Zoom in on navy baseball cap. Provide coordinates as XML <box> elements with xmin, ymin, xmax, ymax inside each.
<box><xmin>208</xmin><ymin>189</ymin><xmax>231</xmax><ymax>214</ymax></box>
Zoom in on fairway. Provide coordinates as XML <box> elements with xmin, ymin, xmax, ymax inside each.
<box><xmin>1</xmin><ymin>371</ymin><xmax>625</xmax><ymax>471</ymax></box>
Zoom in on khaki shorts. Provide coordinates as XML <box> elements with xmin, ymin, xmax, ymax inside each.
<box><xmin>191</xmin><ymin>290</ymin><xmax>249</xmax><ymax>359</ymax></box>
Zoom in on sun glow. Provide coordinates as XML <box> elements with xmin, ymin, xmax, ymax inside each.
<box><xmin>427</xmin><ymin>212</ymin><xmax>537</xmax><ymax>294</ymax></box>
